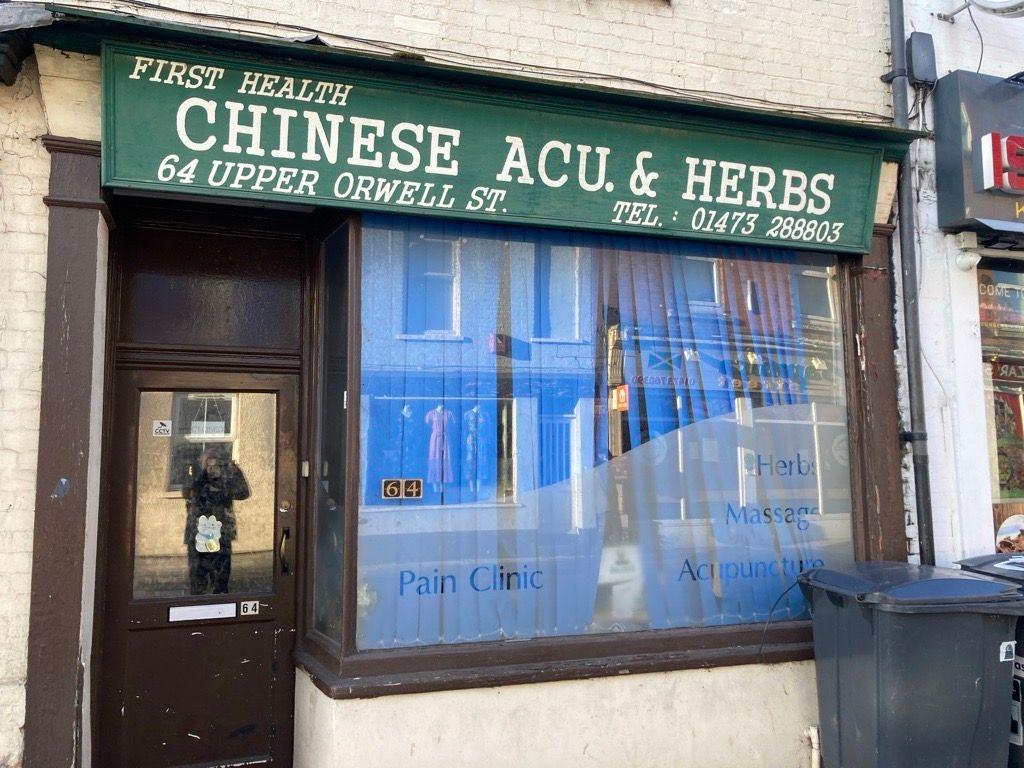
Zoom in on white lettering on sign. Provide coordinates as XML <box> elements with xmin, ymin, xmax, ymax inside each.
<box><xmin>152</xmin><ymin>420</ymin><xmax>172</xmax><ymax>437</ymax></box>
<box><xmin>129</xmin><ymin>56</ymin><xmax>225</xmax><ymax>89</ymax></box>
<box><xmin>497</xmin><ymin>138</ymin><xmax>612</xmax><ymax>193</ymax></box>
<box><xmin>115</xmin><ymin>48</ymin><xmax>879</xmax><ymax>251</ymax></box>
<box><xmin>681</xmin><ymin>158</ymin><xmax>833</xmax><ymax>215</ymax></box>
<box><xmin>238</xmin><ymin>70</ymin><xmax>352</xmax><ymax>106</ymax></box>
<box><xmin>981</xmin><ymin>132</ymin><xmax>1024</xmax><ymax>194</ymax></box>
<box><xmin>174</xmin><ymin>97</ymin><xmax>462</xmax><ymax>178</ymax></box>
<box><xmin>176</xmin><ymin>97</ymin><xmax>217</xmax><ymax>151</ymax></box>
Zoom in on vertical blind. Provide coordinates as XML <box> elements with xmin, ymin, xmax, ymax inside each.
<box><xmin>334</xmin><ymin>214</ymin><xmax>853</xmax><ymax>649</ymax></box>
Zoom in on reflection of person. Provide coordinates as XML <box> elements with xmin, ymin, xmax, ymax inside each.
<box><xmin>183</xmin><ymin>447</ymin><xmax>250</xmax><ymax>594</ymax></box>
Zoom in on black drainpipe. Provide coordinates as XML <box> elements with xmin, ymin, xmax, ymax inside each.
<box><xmin>887</xmin><ymin>0</ymin><xmax>936</xmax><ymax>565</ymax></box>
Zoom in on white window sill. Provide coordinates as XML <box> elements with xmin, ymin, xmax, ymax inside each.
<box><xmin>529</xmin><ymin>337</ymin><xmax>590</xmax><ymax>345</ymax></box>
<box><xmin>395</xmin><ymin>333</ymin><xmax>470</xmax><ymax>342</ymax></box>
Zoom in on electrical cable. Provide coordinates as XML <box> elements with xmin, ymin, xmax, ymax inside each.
<box><xmin>967</xmin><ymin>4</ymin><xmax>986</xmax><ymax>73</ymax></box>
<box><xmin>56</xmin><ymin>0</ymin><xmax>895</xmax><ymax>124</ymax></box>
<box><xmin>756</xmin><ymin>579</ymin><xmax>801</xmax><ymax>660</ymax></box>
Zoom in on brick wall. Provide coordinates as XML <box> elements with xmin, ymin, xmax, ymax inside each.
<box><xmin>58</xmin><ymin>0</ymin><xmax>893</xmax><ymax>119</ymax></box>
<box><xmin>0</xmin><ymin>56</ymin><xmax>49</xmax><ymax>768</ymax></box>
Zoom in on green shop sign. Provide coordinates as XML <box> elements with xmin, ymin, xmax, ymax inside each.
<box><xmin>103</xmin><ymin>42</ymin><xmax>886</xmax><ymax>253</ymax></box>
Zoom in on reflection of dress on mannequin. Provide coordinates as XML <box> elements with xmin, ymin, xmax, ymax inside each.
<box><xmin>463</xmin><ymin>405</ymin><xmax>494</xmax><ymax>494</ymax></box>
<box><xmin>385</xmin><ymin>404</ymin><xmax>413</xmax><ymax>476</ymax></box>
<box><xmin>425</xmin><ymin>405</ymin><xmax>454</xmax><ymax>490</ymax></box>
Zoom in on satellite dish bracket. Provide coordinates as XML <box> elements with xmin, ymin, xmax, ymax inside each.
<box><xmin>939</xmin><ymin>0</ymin><xmax>1024</xmax><ymax>21</ymax></box>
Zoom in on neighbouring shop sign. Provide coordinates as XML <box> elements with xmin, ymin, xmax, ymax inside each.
<box><xmin>102</xmin><ymin>43</ymin><xmax>885</xmax><ymax>253</ymax></box>
<box><xmin>935</xmin><ymin>70</ymin><xmax>1024</xmax><ymax>233</ymax></box>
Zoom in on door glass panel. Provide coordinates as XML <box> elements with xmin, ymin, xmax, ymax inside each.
<box><xmin>133</xmin><ymin>391</ymin><xmax>277</xmax><ymax>599</ymax></box>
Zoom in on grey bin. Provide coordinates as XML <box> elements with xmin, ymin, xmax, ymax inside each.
<box><xmin>799</xmin><ymin>561</ymin><xmax>1024</xmax><ymax>768</ymax></box>
<box><xmin>958</xmin><ymin>554</ymin><xmax>1024</xmax><ymax>768</ymax></box>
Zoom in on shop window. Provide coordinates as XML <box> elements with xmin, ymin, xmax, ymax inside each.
<box><xmin>979</xmin><ymin>266</ymin><xmax>1024</xmax><ymax>550</ymax></box>
<box><xmin>323</xmin><ymin>214</ymin><xmax>855</xmax><ymax>653</ymax></box>
<box><xmin>312</xmin><ymin>225</ymin><xmax>349</xmax><ymax>641</ymax></box>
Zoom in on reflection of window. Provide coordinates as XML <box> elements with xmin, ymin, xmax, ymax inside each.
<box><xmin>534</xmin><ymin>245</ymin><xmax>581</xmax><ymax>340</ymax></box>
<box><xmin>682</xmin><ymin>256</ymin><xmax>719</xmax><ymax>304</ymax></box>
<box><xmin>797</xmin><ymin>270</ymin><xmax>833</xmax><ymax>320</ymax></box>
<box><xmin>404</xmin><ymin>235</ymin><xmax>459</xmax><ymax>335</ymax></box>
<box><xmin>745</xmin><ymin>279</ymin><xmax>760</xmax><ymax>314</ymax></box>
<box><xmin>166</xmin><ymin>393</ymin><xmax>237</xmax><ymax>492</ymax></box>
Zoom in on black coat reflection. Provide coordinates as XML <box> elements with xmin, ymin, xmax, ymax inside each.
<box><xmin>183</xmin><ymin>448</ymin><xmax>250</xmax><ymax>594</ymax></box>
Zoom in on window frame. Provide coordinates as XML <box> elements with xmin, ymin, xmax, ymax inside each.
<box><xmin>164</xmin><ymin>391</ymin><xmax>239</xmax><ymax>493</ymax></box>
<box><xmin>295</xmin><ymin>216</ymin><xmax>906</xmax><ymax>698</ymax></box>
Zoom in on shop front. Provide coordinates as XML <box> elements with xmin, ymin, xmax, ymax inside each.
<box><xmin>934</xmin><ymin>70</ymin><xmax>1024</xmax><ymax>555</ymax></box>
<box><xmin>16</xmin><ymin>14</ymin><xmax>912</xmax><ymax>768</ymax></box>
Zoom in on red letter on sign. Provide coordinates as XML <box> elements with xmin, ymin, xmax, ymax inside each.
<box><xmin>1003</xmin><ymin>135</ymin><xmax>1024</xmax><ymax>193</ymax></box>
<box><xmin>981</xmin><ymin>132</ymin><xmax>1024</xmax><ymax>194</ymax></box>
<box><xmin>982</xmin><ymin>132</ymin><xmax>1003</xmax><ymax>191</ymax></box>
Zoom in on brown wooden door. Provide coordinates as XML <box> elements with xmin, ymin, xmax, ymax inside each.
<box><xmin>98</xmin><ymin>369</ymin><xmax>299</xmax><ymax>767</ymax></box>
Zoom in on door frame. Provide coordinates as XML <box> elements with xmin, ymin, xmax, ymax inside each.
<box><xmin>96</xmin><ymin>368</ymin><xmax>301</xmax><ymax>766</ymax></box>
<box><xmin>89</xmin><ymin>198</ymin><xmax>334</xmax><ymax>767</ymax></box>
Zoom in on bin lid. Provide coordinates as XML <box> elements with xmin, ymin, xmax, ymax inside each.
<box><xmin>958</xmin><ymin>554</ymin><xmax>1024</xmax><ymax>584</ymax></box>
<box><xmin>798</xmin><ymin>561</ymin><xmax>1024</xmax><ymax>607</ymax></box>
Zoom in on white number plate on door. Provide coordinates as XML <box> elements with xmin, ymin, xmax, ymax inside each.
<box><xmin>240</xmin><ymin>600</ymin><xmax>260</xmax><ymax>616</ymax></box>
<box><xmin>168</xmin><ymin>603</ymin><xmax>237</xmax><ymax>622</ymax></box>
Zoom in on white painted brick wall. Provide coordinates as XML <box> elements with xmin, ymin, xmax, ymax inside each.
<box><xmin>52</xmin><ymin>0</ymin><xmax>894</xmax><ymax>119</ymax></box>
<box><xmin>902</xmin><ymin>3</ymin><xmax>1024</xmax><ymax>564</ymax></box>
<box><xmin>0</xmin><ymin>56</ymin><xmax>49</xmax><ymax>768</ymax></box>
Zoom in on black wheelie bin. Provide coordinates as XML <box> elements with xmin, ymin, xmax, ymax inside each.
<box><xmin>799</xmin><ymin>561</ymin><xmax>1024</xmax><ymax>768</ymax></box>
<box><xmin>959</xmin><ymin>553</ymin><xmax>1024</xmax><ymax>767</ymax></box>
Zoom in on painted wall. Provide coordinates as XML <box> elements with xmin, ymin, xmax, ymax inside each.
<box><xmin>900</xmin><ymin>4</ymin><xmax>1024</xmax><ymax>564</ymax></box>
<box><xmin>294</xmin><ymin>663</ymin><xmax>819</xmax><ymax>768</ymax></box>
<box><xmin>0</xmin><ymin>54</ymin><xmax>48</xmax><ymax>768</ymax></box>
<box><xmin>0</xmin><ymin>44</ymin><xmax>100</xmax><ymax>768</ymax></box>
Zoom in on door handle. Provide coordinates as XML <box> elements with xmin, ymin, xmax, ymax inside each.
<box><xmin>279</xmin><ymin>526</ymin><xmax>290</xmax><ymax>574</ymax></box>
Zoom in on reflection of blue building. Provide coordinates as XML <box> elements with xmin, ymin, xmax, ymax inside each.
<box><xmin>355</xmin><ymin>214</ymin><xmax>854</xmax><ymax>649</ymax></box>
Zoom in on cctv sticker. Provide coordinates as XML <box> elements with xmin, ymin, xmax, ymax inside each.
<box><xmin>152</xmin><ymin>420</ymin><xmax>172</xmax><ymax>437</ymax></box>
<box><xmin>1002</xmin><ymin>641</ymin><xmax>1017</xmax><ymax>662</ymax></box>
